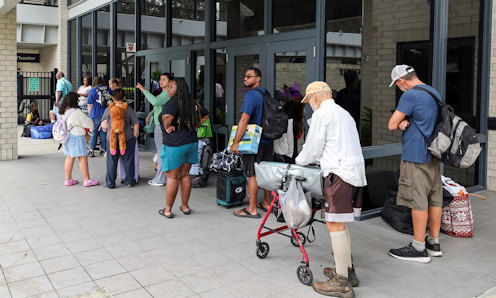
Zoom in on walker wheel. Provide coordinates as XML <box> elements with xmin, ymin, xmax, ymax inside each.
<box><xmin>290</xmin><ymin>232</ymin><xmax>306</xmax><ymax>247</ymax></box>
<box><xmin>256</xmin><ymin>242</ymin><xmax>270</xmax><ymax>259</ymax></box>
<box><xmin>296</xmin><ymin>265</ymin><xmax>313</xmax><ymax>286</ymax></box>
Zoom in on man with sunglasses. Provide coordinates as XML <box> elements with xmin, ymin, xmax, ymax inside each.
<box><xmin>387</xmin><ymin>65</ymin><xmax>442</xmax><ymax>263</ymax></box>
<box><xmin>230</xmin><ymin>67</ymin><xmax>273</xmax><ymax>219</ymax></box>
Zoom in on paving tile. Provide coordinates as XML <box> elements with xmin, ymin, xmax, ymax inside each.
<box><xmin>159</xmin><ymin>255</ymin><xmax>208</xmax><ymax>277</ymax></box>
<box><xmin>32</xmin><ymin>244</ymin><xmax>70</xmax><ymax>261</ymax></box>
<box><xmin>56</xmin><ymin>229</ymin><xmax>94</xmax><ymax>243</ymax></box>
<box><xmin>28</xmin><ymin>290</ymin><xmax>59</xmax><ymax>298</ymax></box>
<box><xmin>106</xmin><ymin>242</ymin><xmax>144</xmax><ymax>259</ymax></box>
<box><xmin>114</xmin><ymin>287</ymin><xmax>152</xmax><ymax>298</ymax></box>
<box><xmin>0</xmin><ymin>250</ymin><xmax>37</xmax><ymax>268</ymax></box>
<box><xmin>145</xmin><ymin>279</ymin><xmax>195</xmax><ymax>298</ymax></box>
<box><xmin>65</xmin><ymin>238</ymin><xmax>101</xmax><ymax>254</ymax></box>
<box><xmin>0</xmin><ymin>231</ymin><xmax>25</xmax><ymax>244</ymax></box>
<box><xmin>0</xmin><ymin>240</ymin><xmax>30</xmax><ymax>256</ymax></box>
<box><xmin>3</xmin><ymin>261</ymin><xmax>45</xmax><ymax>283</ymax></box>
<box><xmin>116</xmin><ymin>252</ymin><xmax>158</xmax><ymax>271</ymax></box>
<box><xmin>199</xmin><ymin>287</ymin><xmax>237</xmax><ymax>298</ymax></box>
<box><xmin>95</xmin><ymin>273</ymin><xmax>142</xmax><ymax>296</ymax></box>
<box><xmin>26</xmin><ymin>234</ymin><xmax>62</xmax><ymax>249</ymax></box>
<box><xmin>84</xmin><ymin>259</ymin><xmax>126</xmax><ymax>280</ymax></box>
<box><xmin>73</xmin><ymin>248</ymin><xmax>114</xmax><ymax>266</ymax></box>
<box><xmin>207</xmin><ymin>263</ymin><xmax>257</xmax><ymax>286</ymax></box>
<box><xmin>130</xmin><ymin>264</ymin><xmax>174</xmax><ymax>286</ymax></box>
<box><xmin>40</xmin><ymin>255</ymin><xmax>80</xmax><ymax>274</ymax></box>
<box><xmin>0</xmin><ymin>285</ymin><xmax>10</xmax><ymax>298</ymax></box>
<box><xmin>47</xmin><ymin>267</ymin><xmax>92</xmax><ymax>289</ymax></box>
<box><xmin>55</xmin><ymin>281</ymin><xmax>99</xmax><ymax>297</ymax></box>
<box><xmin>8</xmin><ymin>276</ymin><xmax>54</xmax><ymax>298</ymax></box>
<box><xmin>180</xmin><ymin>271</ymin><xmax>222</xmax><ymax>294</ymax></box>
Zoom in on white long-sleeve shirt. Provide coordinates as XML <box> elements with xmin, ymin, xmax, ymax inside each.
<box><xmin>295</xmin><ymin>99</ymin><xmax>367</xmax><ymax>187</ymax></box>
<box><xmin>66</xmin><ymin>108</ymin><xmax>94</xmax><ymax>136</ymax></box>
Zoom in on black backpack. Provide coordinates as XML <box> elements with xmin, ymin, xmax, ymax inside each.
<box><xmin>412</xmin><ymin>86</ymin><xmax>481</xmax><ymax>168</ymax></box>
<box><xmin>255</xmin><ymin>88</ymin><xmax>288</xmax><ymax>140</ymax></box>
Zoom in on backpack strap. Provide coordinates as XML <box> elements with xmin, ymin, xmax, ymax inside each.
<box><xmin>412</xmin><ymin>85</ymin><xmax>443</xmax><ymax>106</ymax></box>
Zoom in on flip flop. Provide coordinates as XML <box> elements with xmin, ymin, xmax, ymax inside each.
<box><xmin>159</xmin><ymin>208</ymin><xmax>174</xmax><ymax>218</ymax></box>
<box><xmin>179</xmin><ymin>207</ymin><xmax>191</xmax><ymax>215</ymax></box>
<box><xmin>233</xmin><ymin>208</ymin><xmax>261</xmax><ymax>219</ymax></box>
<box><xmin>256</xmin><ymin>203</ymin><xmax>268</xmax><ymax>212</ymax></box>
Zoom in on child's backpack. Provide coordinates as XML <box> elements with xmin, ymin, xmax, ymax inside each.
<box><xmin>52</xmin><ymin>109</ymin><xmax>76</xmax><ymax>144</ymax></box>
<box><xmin>255</xmin><ymin>88</ymin><xmax>288</xmax><ymax>140</ymax></box>
<box><xmin>97</xmin><ymin>86</ymin><xmax>112</xmax><ymax>107</ymax></box>
<box><xmin>413</xmin><ymin>86</ymin><xmax>481</xmax><ymax>168</ymax></box>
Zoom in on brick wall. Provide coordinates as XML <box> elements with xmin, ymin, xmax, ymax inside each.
<box><xmin>0</xmin><ymin>8</ymin><xmax>18</xmax><ymax>161</ymax></box>
<box><xmin>486</xmin><ymin>0</ymin><xmax>496</xmax><ymax>190</ymax></box>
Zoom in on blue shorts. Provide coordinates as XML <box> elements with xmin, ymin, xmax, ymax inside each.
<box><xmin>160</xmin><ymin>143</ymin><xmax>199</xmax><ymax>172</ymax></box>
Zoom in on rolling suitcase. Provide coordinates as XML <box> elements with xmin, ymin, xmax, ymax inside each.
<box><xmin>216</xmin><ymin>170</ymin><xmax>246</xmax><ymax>208</ymax></box>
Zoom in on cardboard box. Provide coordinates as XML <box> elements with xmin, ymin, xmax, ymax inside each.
<box><xmin>228</xmin><ymin>124</ymin><xmax>262</xmax><ymax>154</ymax></box>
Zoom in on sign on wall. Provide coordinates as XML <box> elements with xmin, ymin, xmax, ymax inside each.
<box><xmin>28</xmin><ymin>78</ymin><xmax>40</xmax><ymax>92</ymax></box>
<box><xmin>126</xmin><ymin>42</ymin><xmax>137</xmax><ymax>53</ymax></box>
<box><xmin>18</xmin><ymin>53</ymin><xmax>40</xmax><ymax>63</ymax></box>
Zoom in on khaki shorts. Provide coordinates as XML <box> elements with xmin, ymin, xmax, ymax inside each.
<box><xmin>397</xmin><ymin>159</ymin><xmax>442</xmax><ymax>211</ymax></box>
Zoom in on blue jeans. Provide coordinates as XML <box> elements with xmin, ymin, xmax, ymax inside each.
<box><xmin>90</xmin><ymin>117</ymin><xmax>107</xmax><ymax>151</ymax></box>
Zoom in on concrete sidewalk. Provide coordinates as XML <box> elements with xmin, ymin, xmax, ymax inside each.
<box><xmin>0</xmin><ymin>132</ymin><xmax>495</xmax><ymax>297</ymax></box>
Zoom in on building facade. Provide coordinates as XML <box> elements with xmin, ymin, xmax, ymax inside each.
<box><xmin>1</xmin><ymin>0</ymin><xmax>494</xmax><ymax>216</ymax></box>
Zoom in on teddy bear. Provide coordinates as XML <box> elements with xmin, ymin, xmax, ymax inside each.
<box><xmin>108</xmin><ymin>101</ymin><xmax>128</xmax><ymax>155</ymax></box>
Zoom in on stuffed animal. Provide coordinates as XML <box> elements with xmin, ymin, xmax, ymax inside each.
<box><xmin>109</xmin><ymin>101</ymin><xmax>128</xmax><ymax>155</ymax></box>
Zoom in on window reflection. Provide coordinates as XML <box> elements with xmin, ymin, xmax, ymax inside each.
<box><xmin>172</xmin><ymin>0</ymin><xmax>205</xmax><ymax>46</ymax></box>
<box><xmin>69</xmin><ymin>19</ymin><xmax>78</xmax><ymax>90</ymax></box>
<box><xmin>116</xmin><ymin>0</ymin><xmax>136</xmax><ymax>106</ymax></box>
<box><xmin>96</xmin><ymin>6</ymin><xmax>111</xmax><ymax>82</ymax></box>
<box><xmin>141</xmin><ymin>0</ymin><xmax>166</xmax><ymax>49</ymax></box>
<box><xmin>81</xmin><ymin>13</ymin><xmax>93</xmax><ymax>80</ymax></box>
<box><xmin>216</xmin><ymin>0</ymin><xmax>264</xmax><ymax>41</ymax></box>
<box><xmin>272</xmin><ymin>0</ymin><xmax>316</xmax><ymax>33</ymax></box>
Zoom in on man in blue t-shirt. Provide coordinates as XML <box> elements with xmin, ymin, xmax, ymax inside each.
<box><xmin>387</xmin><ymin>65</ymin><xmax>442</xmax><ymax>264</ymax></box>
<box><xmin>87</xmin><ymin>76</ymin><xmax>109</xmax><ymax>157</ymax></box>
<box><xmin>49</xmin><ymin>72</ymin><xmax>72</xmax><ymax>123</ymax></box>
<box><xmin>230</xmin><ymin>67</ymin><xmax>273</xmax><ymax>219</ymax></box>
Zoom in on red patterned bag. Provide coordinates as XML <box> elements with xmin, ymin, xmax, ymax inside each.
<box><xmin>441</xmin><ymin>194</ymin><xmax>474</xmax><ymax>237</ymax></box>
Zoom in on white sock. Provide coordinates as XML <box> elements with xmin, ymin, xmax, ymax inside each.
<box><xmin>345</xmin><ymin>227</ymin><xmax>352</xmax><ymax>268</ymax></box>
<box><xmin>330</xmin><ymin>231</ymin><xmax>350</xmax><ymax>278</ymax></box>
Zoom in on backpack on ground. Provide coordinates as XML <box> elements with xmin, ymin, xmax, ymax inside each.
<box><xmin>97</xmin><ymin>86</ymin><xmax>112</xmax><ymax>108</ymax></box>
<box><xmin>22</xmin><ymin>124</ymin><xmax>32</xmax><ymax>138</ymax></box>
<box><xmin>255</xmin><ymin>88</ymin><xmax>288</xmax><ymax>140</ymax></box>
<box><xmin>52</xmin><ymin>109</ymin><xmax>76</xmax><ymax>144</ymax></box>
<box><xmin>190</xmin><ymin>138</ymin><xmax>213</xmax><ymax>188</ymax></box>
<box><xmin>413</xmin><ymin>86</ymin><xmax>481</xmax><ymax>168</ymax></box>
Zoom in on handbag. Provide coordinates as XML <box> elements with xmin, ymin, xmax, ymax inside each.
<box><xmin>441</xmin><ymin>194</ymin><xmax>474</xmax><ymax>238</ymax></box>
<box><xmin>143</xmin><ymin>111</ymin><xmax>155</xmax><ymax>134</ymax></box>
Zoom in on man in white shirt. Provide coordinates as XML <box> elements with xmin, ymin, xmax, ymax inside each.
<box><xmin>295</xmin><ymin>81</ymin><xmax>366</xmax><ymax>298</ymax></box>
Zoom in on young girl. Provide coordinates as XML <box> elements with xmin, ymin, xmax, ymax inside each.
<box><xmin>60</xmin><ymin>92</ymin><xmax>99</xmax><ymax>187</ymax></box>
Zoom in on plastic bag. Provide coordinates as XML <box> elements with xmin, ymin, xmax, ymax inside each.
<box><xmin>279</xmin><ymin>178</ymin><xmax>312</xmax><ymax>229</ymax></box>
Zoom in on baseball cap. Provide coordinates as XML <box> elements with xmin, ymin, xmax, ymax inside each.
<box><xmin>389</xmin><ymin>65</ymin><xmax>415</xmax><ymax>87</ymax></box>
<box><xmin>301</xmin><ymin>81</ymin><xmax>332</xmax><ymax>103</ymax></box>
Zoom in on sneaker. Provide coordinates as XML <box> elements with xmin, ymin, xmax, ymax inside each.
<box><xmin>323</xmin><ymin>267</ymin><xmax>359</xmax><ymax>287</ymax></box>
<box><xmin>88</xmin><ymin>150</ymin><xmax>95</xmax><ymax>157</ymax></box>
<box><xmin>148</xmin><ymin>180</ymin><xmax>165</xmax><ymax>187</ymax></box>
<box><xmin>64</xmin><ymin>179</ymin><xmax>78</xmax><ymax>186</ymax></box>
<box><xmin>425</xmin><ymin>237</ymin><xmax>443</xmax><ymax>257</ymax></box>
<box><xmin>83</xmin><ymin>179</ymin><xmax>99</xmax><ymax>187</ymax></box>
<box><xmin>389</xmin><ymin>243</ymin><xmax>431</xmax><ymax>263</ymax></box>
<box><xmin>99</xmin><ymin>150</ymin><xmax>105</xmax><ymax>156</ymax></box>
<box><xmin>312</xmin><ymin>274</ymin><xmax>354</xmax><ymax>298</ymax></box>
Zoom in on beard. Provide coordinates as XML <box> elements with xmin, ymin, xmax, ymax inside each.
<box><xmin>244</xmin><ymin>81</ymin><xmax>253</xmax><ymax>88</ymax></box>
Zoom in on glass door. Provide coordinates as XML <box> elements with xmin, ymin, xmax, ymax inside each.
<box><xmin>266</xmin><ymin>38</ymin><xmax>317</xmax><ymax>156</ymax></box>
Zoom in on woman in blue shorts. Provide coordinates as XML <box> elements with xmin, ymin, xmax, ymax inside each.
<box><xmin>158</xmin><ymin>79</ymin><xmax>204</xmax><ymax>218</ymax></box>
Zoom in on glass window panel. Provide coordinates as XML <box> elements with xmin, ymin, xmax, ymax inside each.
<box><xmin>193</xmin><ymin>50</ymin><xmax>205</xmax><ymax>104</ymax></box>
<box><xmin>116</xmin><ymin>0</ymin><xmax>136</xmax><ymax>106</ymax></box>
<box><xmin>326</xmin><ymin>0</ymin><xmax>431</xmax><ymax>147</ymax></box>
<box><xmin>96</xmin><ymin>6</ymin><xmax>111</xmax><ymax>82</ymax></box>
<box><xmin>274</xmin><ymin>51</ymin><xmax>307</xmax><ymax>158</ymax></box>
<box><xmin>172</xmin><ymin>0</ymin><xmax>205</xmax><ymax>46</ymax></box>
<box><xmin>81</xmin><ymin>13</ymin><xmax>92</xmax><ymax>80</ymax></box>
<box><xmin>447</xmin><ymin>0</ymin><xmax>481</xmax><ymax>132</ymax></box>
<box><xmin>363</xmin><ymin>155</ymin><xmax>401</xmax><ymax>211</ymax></box>
<box><xmin>213</xmin><ymin>48</ymin><xmax>227</xmax><ymax>151</ymax></box>
<box><xmin>69</xmin><ymin>19</ymin><xmax>78</xmax><ymax>90</ymax></box>
<box><xmin>272</xmin><ymin>0</ymin><xmax>316</xmax><ymax>33</ymax></box>
<box><xmin>135</xmin><ymin>56</ymin><xmax>146</xmax><ymax>114</ymax></box>
<box><xmin>444</xmin><ymin>0</ymin><xmax>482</xmax><ymax>187</ymax></box>
<box><xmin>216</xmin><ymin>0</ymin><xmax>264</xmax><ymax>41</ymax></box>
<box><xmin>141</xmin><ymin>0</ymin><xmax>166</xmax><ymax>49</ymax></box>
<box><xmin>235</xmin><ymin>54</ymin><xmax>259</xmax><ymax>123</ymax></box>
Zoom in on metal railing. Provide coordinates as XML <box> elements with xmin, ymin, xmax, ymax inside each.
<box><xmin>17</xmin><ymin>69</ymin><xmax>57</xmax><ymax>123</ymax></box>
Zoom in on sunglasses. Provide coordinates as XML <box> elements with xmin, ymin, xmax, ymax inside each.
<box><xmin>244</xmin><ymin>75</ymin><xmax>259</xmax><ymax>79</ymax></box>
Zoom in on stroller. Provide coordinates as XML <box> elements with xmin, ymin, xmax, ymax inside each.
<box><xmin>254</xmin><ymin>162</ymin><xmax>325</xmax><ymax>286</ymax></box>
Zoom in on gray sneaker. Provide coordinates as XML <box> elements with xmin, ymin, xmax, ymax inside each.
<box><xmin>323</xmin><ymin>267</ymin><xmax>359</xmax><ymax>287</ymax></box>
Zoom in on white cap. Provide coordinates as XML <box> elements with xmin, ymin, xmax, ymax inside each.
<box><xmin>389</xmin><ymin>65</ymin><xmax>415</xmax><ymax>87</ymax></box>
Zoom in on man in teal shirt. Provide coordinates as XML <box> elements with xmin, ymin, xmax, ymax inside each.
<box><xmin>49</xmin><ymin>72</ymin><xmax>73</xmax><ymax>122</ymax></box>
